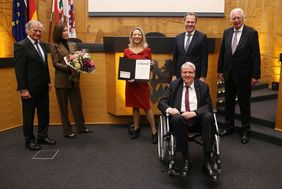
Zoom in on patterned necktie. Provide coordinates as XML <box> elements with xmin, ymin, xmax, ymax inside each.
<box><xmin>231</xmin><ymin>30</ymin><xmax>238</xmax><ymax>54</ymax></box>
<box><xmin>34</xmin><ymin>41</ymin><xmax>44</xmax><ymax>62</ymax></box>
<box><xmin>185</xmin><ymin>33</ymin><xmax>192</xmax><ymax>52</ymax></box>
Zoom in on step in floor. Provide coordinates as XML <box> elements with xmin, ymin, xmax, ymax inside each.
<box><xmin>216</xmin><ymin>114</ymin><xmax>282</xmax><ymax>146</ymax></box>
<box><xmin>218</xmin><ymin>99</ymin><xmax>277</xmax><ymax>125</ymax></box>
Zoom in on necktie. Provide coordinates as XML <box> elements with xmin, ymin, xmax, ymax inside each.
<box><xmin>185</xmin><ymin>33</ymin><xmax>192</xmax><ymax>52</ymax></box>
<box><xmin>231</xmin><ymin>30</ymin><xmax>238</xmax><ymax>54</ymax></box>
<box><xmin>34</xmin><ymin>41</ymin><xmax>44</xmax><ymax>62</ymax></box>
<box><xmin>185</xmin><ymin>86</ymin><xmax>190</xmax><ymax>112</ymax></box>
<box><xmin>185</xmin><ymin>86</ymin><xmax>192</xmax><ymax>126</ymax></box>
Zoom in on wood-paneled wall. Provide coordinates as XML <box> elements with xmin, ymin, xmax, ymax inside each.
<box><xmin>48</xmin><ymin>52</ymin><xmax>132</xmax><ymax>125</ymax></box>
<box><xmin>2</xmin><ymin>0</ymin><xmax>281</xmax><ymax>82</ymax></box>
<box><xmin>0</xmin><ymin>68</ymin><xmax>22</xmax><ymax>131</ymax></box>
<box><xmin>1</xmin><ymin>0</ymin><xmax>282</xmax><ymax>130</ymax></box>
<box><xmin>275</xmin><ymin>66</ymin><xmax>282</xmax><ymax>130</ymax></box>
<box><xmin>0</xmin><ymin>0</ymin><xmax>14</xmax><ymax>57</ymax></box>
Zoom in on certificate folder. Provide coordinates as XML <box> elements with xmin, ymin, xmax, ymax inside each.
<box><xmin>118</xmin><ymin>57</ymin><xmax>151</xmax><ymax>81</ymax></box>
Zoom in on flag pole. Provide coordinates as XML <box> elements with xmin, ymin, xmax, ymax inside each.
<box><xmin>48</xmin><ymin>0</ymin><xmax>53</xmax><ymax>42</ymax></box>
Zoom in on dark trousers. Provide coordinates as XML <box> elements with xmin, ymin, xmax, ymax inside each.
<box><xmin>55</xmin><ymin>87</ymin><xmax>87</xmax><ymax>135</ymax></box>
<box><xmin>21</xmin><ymin>90</ymin><xmax>49</xmax><ymax>142</ymax></box>
<box><xmin>169</xmin><ymin>112</ymin><xmax>215</xmax><ymax>153</ymax></box>
<box><xmin>224</xmin><ymin>76</ymin><xmax>251</xmax><ymax>130</ymax></box>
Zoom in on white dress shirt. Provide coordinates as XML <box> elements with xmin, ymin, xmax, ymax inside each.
<box><xmin>184</xmin><ymin>30</ymin><xmax>195</xmax><ymax>49</ymax></box>
<box><xmin>180</xmin><ymin>81</ymin><xmax>197</xmax><ymax>112</ymax></box>
<box><xmin>232</xmin><ymin>25</ymin><xmax>244</xmax><ymax>46</ymax></box>
<box><xmin>27</xmin><ymin>35</ymin><xmax>45</xmax><ymax>61</ymax></box>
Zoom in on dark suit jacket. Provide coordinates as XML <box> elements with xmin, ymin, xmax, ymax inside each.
<box><xmin>172</xmin><ymin>30</ymin><xmax>208</xmax><ymax>78</ymax></box>
<box><xmin>14</xmin><ymin>38</ymin><xmax>50</xmax><ymax>93</ymax></box>
<box><xmin>158</xmin><ymin>78</ymin><xmax>212</xmax><ymax>116</ymax></box>
<box><xmin>217</xmin><ymin>25</ymin><xmax>261</xmax><ymax>84</ymax></box>
<box><xmin>50</xmin><ymin>42</ymin><xmax>78</xmax><ymax>88</ymax></box>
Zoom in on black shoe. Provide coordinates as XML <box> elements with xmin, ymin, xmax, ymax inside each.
<box><xmin>168</xmin><ymin>160</ymin><xmax>181</xmax><ymax>176</ymax></box>
<box><xmin>37</xmin><ymin>137</ymin><xmax>56</xmax><ymax>145</ymax></box>
<box><xmin>128</xmin><ymin>122</ymin><xmax>134</xmax><ymax>135</ymax></box>
<box><xmin>25</xmin><ymin>141</ymin><xmax>41</xmax><ymax>151</ymax></box>
<box><xmin>219</xmin><ymin>128</ymin><xmax>233</xmax><ymax>137</ymax></box>
<box><xmin>130</xmin><ymin>128</ymin><xmax>140</xmax><ymax>140</ymax></box>
<box><xmin>78</xmin><ymin>129</ymin><xmax>93</xmax><ymax>134</ymax></box>
<box><xmin>202</xmin><ymin>153</ymin><xmax>218</xmax><ymax>182</ymax></box>
<box><xmin>182</xmin><ymin>159</ymin><xmax>192</xmax><ymax>176</ymax></box>
<box><xmin>64</xmin><ymin>133</ymin><xmax>77</xmax><ymax>139</ymax></box>
<box><xmin>152</xmin><ymin>133</ymin><xmax>158</xmax><ymax>144</ymax></box>
<box><xmin>168</xmin><ymin>168</ymin><xmax>181</xmax><ymax>176</ymax></box>
<box><xmin>241</xmin><ymin>130</ymin><xmax>250</xmax><ymax>144</ymax></box>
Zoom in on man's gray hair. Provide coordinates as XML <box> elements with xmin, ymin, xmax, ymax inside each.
<box><xmin>230</xmin><ymin>8</ymin><xmax>245</xmax><ymax>20</ymax></box>
<box><xmin>25</xmin><ymin>20</ymin><xmax>43</xmax><ymax>33</ymax></box>
<box><xmin>181</xmin><ymin>62</ymin><xmax>196</xmax><ymax>71</ymax></box>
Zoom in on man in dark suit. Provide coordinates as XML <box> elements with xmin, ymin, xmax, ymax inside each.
<box><xmin>158</xmin><ymin>62</ymin><xmax>217</xmax><ymax>179</ymax></box>
<box><xmin>14</xmin><ymin>20</ymin><xmax>56</xmax><ymax>151</ymax></box>
<box><xmin>217</xmin><ymin>8</ymin><xmax>261</xmax><ymax>144</ymax></box>
<box><xmin>172</xmin><ymin>12</ymin><xmax>208</xmax><ymax>81</ymax></box>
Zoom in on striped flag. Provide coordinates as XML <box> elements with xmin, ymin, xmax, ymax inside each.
<box><xmin>52</xmin><ymin>0</ymin><xmax>64</xmax><ymax>23</ymax></box>
<box><xmin>28</xmin><ymin>0</ymin><xmax>37</xmax><ymax>20</ymax></box>
<box><xmin>67</xmin><ymin>0</ymin><xmax>76</xmax><ymax>38</ymax></box>
<box><xmin>12</xmin><ymin>0</ymin><xmax>27</xmax><ymax>42</ymax></box>
<box><xmin>62</xmin><ymin>0</ymin><xmax>76</xmax><ymax>38</ymax></box>
<box><xmin>51</xmin><ymin>0</ymin><xmax>76</xmax><ymax>38</ymax></box>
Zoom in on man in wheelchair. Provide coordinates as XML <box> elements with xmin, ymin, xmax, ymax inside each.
<box><xmin>158</xmin><ymin>62</ymin><xmax>218</xmax><ymax>180</ymax></box>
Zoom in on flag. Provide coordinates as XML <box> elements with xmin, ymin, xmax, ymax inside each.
<box><xmin>28</xmin><ymin>0</ymin><xmax>38</xmax><ymax>20</ymax></box>
<box><xmin>52</xmin><ymin>0</ymin><xmax>64</xmax><ymax>23</ymax></box>
<box><xmin>12</xmin><ymin>0</ymin><xmax>27</xmax><ymax>42</ymax></box>
<box><xmin>61</xmin><ymin>0</ymin><xmax>76</xmax><ymax>38</ymax></box>
<box><xmin>67</xmin><ymin>0</ymin><xmax>76</xmax><ymax>38</ymax></box>
<box><xmin>51</xmin><ymin>0</ymin><xmax>76</xmax><ymax>38</ymax></box>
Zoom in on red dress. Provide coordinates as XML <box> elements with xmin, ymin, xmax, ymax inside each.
<box><xmin>123</xmin><ymin>48</ymin><xmax>152</xmax><ymax>110</ymax></box>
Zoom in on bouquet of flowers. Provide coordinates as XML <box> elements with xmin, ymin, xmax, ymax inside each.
<box><xmin>65</xmin><ymin>49</ymin><xmax>96</xmax><ymax>73</ymax></box>
<box><xmin>64</xmin><ymin>49</ymin><xmax>95</xmax><ymax>82</ymax></box>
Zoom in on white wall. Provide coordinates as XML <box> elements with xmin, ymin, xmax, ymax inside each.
<box><xmin>88</xmin><ymin>0</ymin><xmax>224</xmax><ymax>16</ymax></box>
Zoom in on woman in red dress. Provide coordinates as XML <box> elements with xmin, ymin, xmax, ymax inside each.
<box><xmin>123</xmin><ymin>27</ymin><xmax>157</xmax><ymax>144</ymax></box>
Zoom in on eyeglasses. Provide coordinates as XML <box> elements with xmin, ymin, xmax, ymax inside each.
<box><xmin>231</xmin><ymin>16</ymin><xmax>243</xmax><ymax>21</ymax></box>
<box><xmin>182</xmin><ymin>71</ymin><xmax>195</xmax><ymax>76</ymax></box>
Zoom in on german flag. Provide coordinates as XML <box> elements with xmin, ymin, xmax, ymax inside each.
<box><xmin>28</xmin><ymin>0</ymin><xmax>38</xmax><ymax>20</ymax></box>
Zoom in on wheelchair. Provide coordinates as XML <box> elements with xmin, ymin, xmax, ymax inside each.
<box><xmin>157</xmin><ymin>110</ymin><xmax>221</xmax><ymax>181</ymax></box>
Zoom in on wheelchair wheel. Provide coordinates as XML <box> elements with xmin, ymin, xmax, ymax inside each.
<box><xmin>158</xmin><ymin>116</ymin><xmax>169</xmax><ymax>162</ymax></box>
<box><xmin>212</xmin><ymin>133</ymin><xmax>221</xmax><ymax>174</ymax></box>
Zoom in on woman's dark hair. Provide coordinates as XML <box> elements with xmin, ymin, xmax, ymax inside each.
<box><xmin>53</xmin><ymin>23</ymin><xmax>66</xmax><ymax>43</ymax></box>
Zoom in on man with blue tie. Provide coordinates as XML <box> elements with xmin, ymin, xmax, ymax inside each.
<box><xmin>172</xmin><ymin>12</ymin><xmax>208</xmax><ymax>81</ymax></box>
<box><xmin>217</xmin><ymin>8</ymin><xmax>261</xmax><ymax>144</ymax></box>
<box><xmin>14</xmin><ymin>20</ymin><xmax>56</xmax><ymax>151</ymax></box>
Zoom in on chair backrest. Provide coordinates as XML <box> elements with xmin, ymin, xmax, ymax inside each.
<box><xmin>68</xmin><ymin>38</ymin><xmax>83</xmax><ymax>43</ymax></box>
<box><xmin>145</xmin><ymin>32</ymin><xmax>166</xmax><ymax>37</ymax></box>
